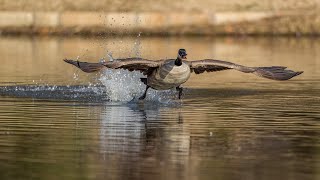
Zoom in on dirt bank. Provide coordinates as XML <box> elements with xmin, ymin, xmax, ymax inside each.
<box><xmin>0</xmin><ymin>0</ymin><xmax>318</xmax><ymax>12</ymax></box>
<box><xmin>0</xmin><ymin>0</ymin><xmax>320</xmax><ymax>36</ymax></box>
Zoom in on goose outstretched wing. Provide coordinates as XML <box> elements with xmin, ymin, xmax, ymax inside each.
<box><xmin>189</xmin><ymin>59</ymin><xmax>303</xmax><ymax>81</ymax></box>
<box><xmin>64</xmin><ymin>58</ymin><xmax>164</xmax><ymax>75</ymax></box>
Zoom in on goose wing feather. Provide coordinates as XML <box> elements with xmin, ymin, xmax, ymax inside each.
<box><xmin>64</xmin><ymin>58</ymin><xmax>164</xmax><ymax>75</ymax></box>
<box><xmin>189</xmin><ymin>59</ymin><xmax>303</xmax><ymax>81</ymax></box>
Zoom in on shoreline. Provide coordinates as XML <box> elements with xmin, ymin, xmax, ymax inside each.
<box><xmin>0</xmin><ymin>11</ymin><xmax>319</xmax><ymax>36</ymax></box>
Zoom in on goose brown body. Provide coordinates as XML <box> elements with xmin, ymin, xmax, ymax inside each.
<box><xmin>147</xmin><ymin>60</ymin><xmax>191</xmax><ymax>90</ymax></box>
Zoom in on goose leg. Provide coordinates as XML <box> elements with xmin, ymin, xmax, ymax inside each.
<box><xmin>176</xmin><ymin>86</ymin><xmax>183</xmax><ymax>99</ymax></box>
<box><xmin>139</xmin><ymin>86</ymin><xmax>150</xmax><ymax>100</ymax></box>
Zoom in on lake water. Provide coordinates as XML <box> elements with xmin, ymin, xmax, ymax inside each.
<box><xmin>0</xmin><ymin>36</ymin><xmax>319</xmax><ymax>180</ymax></box>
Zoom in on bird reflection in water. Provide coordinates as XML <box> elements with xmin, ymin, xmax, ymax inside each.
<box><xmin>97</xmin><ymin>103</ymin><xmax>190</xmax><ymax>179</ymax></box>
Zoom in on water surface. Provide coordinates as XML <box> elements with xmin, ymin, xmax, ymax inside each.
<box><xmin>0</xmin><ymin>36</ymin><xmax>319</xmax><ymax>180</ymax></box>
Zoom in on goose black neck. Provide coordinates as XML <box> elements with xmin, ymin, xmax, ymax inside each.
<box><xmin>175</xmin><ymin>58</ymin><xmax>182</xmax><ymax>66</ymax></box>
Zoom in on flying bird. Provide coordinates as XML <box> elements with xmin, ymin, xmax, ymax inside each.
<box><xmin>64</xmin><ymin>49</ymin><xmax>303</xmax><ymax>100</ymax></box>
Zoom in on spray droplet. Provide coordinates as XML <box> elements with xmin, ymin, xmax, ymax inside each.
<box><xmin>99</xmin><ymin>58</ymin><xmax>105</xmax><ymax>63</ymax></box>
<box><xmin>73</xmin><ymin>73</ymin><xmax>79</xmax><ymax>81</ymax></box>
<box><xmin>107</xmin><ymin>52</ymin><xmax>114</xmax><ymax>62</ymax></box>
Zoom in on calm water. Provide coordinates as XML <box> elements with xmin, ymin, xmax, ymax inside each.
<box><xmin>0</xmin><ymin>36</ymin><xmax>319</xmax><ymax>180</ymax></box>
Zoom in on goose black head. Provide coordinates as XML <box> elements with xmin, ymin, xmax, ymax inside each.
<box><xmin>178</xmin><ymin>49</ymin><xmax>187</xmax><ymax>60</ymax></box>
<box><xmin>175</xmin><ymin>49</ymin><xmax>187</xmax><ymax>66</ymax></box>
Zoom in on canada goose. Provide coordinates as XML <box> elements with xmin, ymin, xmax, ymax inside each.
<box><xmin>64</xmin><ymin>49</ymin><xmax>303</xmax><ymax>100</ymax></box>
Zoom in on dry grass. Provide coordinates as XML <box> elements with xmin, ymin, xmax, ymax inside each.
<box><xmin>0</xmin><ymin>0</ymin><xmax>319</xmax><ymax>12</ymax></box>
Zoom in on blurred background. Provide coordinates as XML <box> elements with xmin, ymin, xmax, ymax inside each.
<box><xmin>0</xmin><ymin>0</ymin><xmax>320</xmax><ymax>35</ymax></box>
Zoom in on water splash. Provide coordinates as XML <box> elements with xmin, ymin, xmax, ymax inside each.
<box><xmin>99</xmin><ymin>69</ymin><xmax>145</xmax><ymax>101</ymax></box>
<box><xmin>99</xmin><ymin>69</ymin><xmax>178</xmax><ymax>102</ymax></box>
<box><xmin>0</xmin><ymin>84</ymin><xmax>108</xmax><ymax>102</ymax></box>
<box><xmin>0</xmin><ymin>69</ymin><xmax>179</xmax><ymax>103</ymax></box>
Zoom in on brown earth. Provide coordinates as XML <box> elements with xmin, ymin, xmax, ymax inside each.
<box><xmin>1</xmin><ymin>0</ymin><xmax>320</xmax><ymax>36</ymax></box>
<box><xmin>0</xmin><ymin>0</ymin><xmax>319</xmax><ymax>12</ymax></box>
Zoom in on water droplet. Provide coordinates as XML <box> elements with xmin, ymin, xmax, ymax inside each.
<box><xmin>73</xmin><ymin>73</ymin><xmax>79</xmax><ymax>81</ymax></box>
<box><xmin>99</xmin><ymin>58</ymin><xmax>105</xmax><ymax>63</ymax></box>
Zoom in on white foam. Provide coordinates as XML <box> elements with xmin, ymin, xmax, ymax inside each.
<box><xmin>99</xmin><ymin>69</ymin><xmax>145</xmax><ymax>101</ymax></box>
<box><xmin>99</xmin><ymin>69</ymin><xmax>178</xmax><ymax>102</ymax></box>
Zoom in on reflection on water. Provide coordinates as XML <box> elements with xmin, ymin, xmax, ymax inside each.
<box><xmin>0</xmin><ymin>36</ymin><xmax>319</xmax><ymax>180</ymax></box>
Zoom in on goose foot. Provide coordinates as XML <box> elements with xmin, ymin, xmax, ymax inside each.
<box><xmin>176</xmin><ymin>86</ymin><xmax>183</xmax><ymax>99</ymax></box>
<box><xmin>139</xmin><ymin>86</ymin><xmax>150</xmax><ymax>100</ymax></box>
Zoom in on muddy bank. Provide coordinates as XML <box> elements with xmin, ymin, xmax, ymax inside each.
<box><xmin>0</xmin><ymin>0</ymin><xmax>318</xmax><ymax>12</ymax></box>
<box><xmin>0</xmin><ymin>0</ymin><xmax>319</xmax><ymax>36</ymax></box>
<box><xmin>0</xmin><ymin>11</ymin><xmax>320</xmax><ymax>36</ymax></box>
